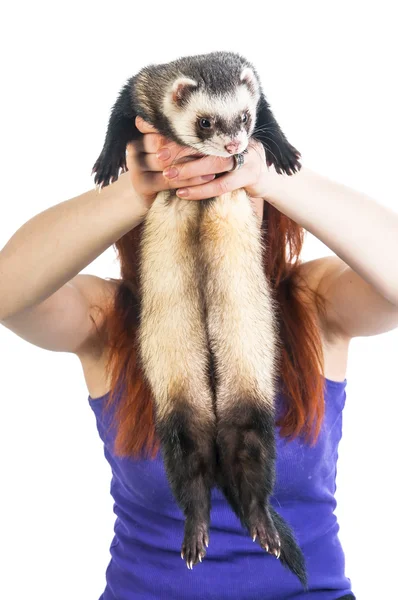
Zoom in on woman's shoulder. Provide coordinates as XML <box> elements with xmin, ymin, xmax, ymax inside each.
<box><xmin>295</xmin><ymin>255</ymin><xmax>343</xmax><ymax>294</ymax></box>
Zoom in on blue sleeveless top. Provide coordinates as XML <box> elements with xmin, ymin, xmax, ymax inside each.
<box><xmin>88</xmin><ymin>377</ymin><xmax>355</xmax><ymax>599</ymax></box>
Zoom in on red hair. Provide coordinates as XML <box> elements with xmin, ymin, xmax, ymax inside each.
<box><xmin>94</xmin><ymin>200</ymin><xmax>327</xmax><ymax>459</ymax></box>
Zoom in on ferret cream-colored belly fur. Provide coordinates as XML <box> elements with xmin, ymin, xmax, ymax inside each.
<box><xmin>137</xmin><ymin>188</ymin><xmax>305</xmax><ymax>582</ymax></box>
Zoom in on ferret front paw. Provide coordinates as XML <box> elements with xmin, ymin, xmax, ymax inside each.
<box><xmin>92</xmin><ymin>148</ymin><xmax>126</xmax><ymax>188</ymax></box>
<box><xmin>268</xmin><ymin>141</ymin><xmax>301</xmax><ymax>176</ymax></box>
<box><xmin>181</xmin><ymin>518</ymin><xmax>209</xmax><ymax>569</ymax></box>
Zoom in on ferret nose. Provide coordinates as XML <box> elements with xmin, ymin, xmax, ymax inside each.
<box><xmin>225</xmin><ymin>140</ymin><xmax>240</xmax><ymax>154</ymax></box>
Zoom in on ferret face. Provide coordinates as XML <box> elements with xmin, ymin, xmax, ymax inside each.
<box><xmin>163</xmin><ymin>66</ymin><xmax>261</xmax><ymax>158</ymax></box>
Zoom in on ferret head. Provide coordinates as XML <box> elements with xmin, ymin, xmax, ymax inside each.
<box><xmin>162</xmin><ymin>66</ymin><xmax>261</xmax><ymax>158</ymax></box>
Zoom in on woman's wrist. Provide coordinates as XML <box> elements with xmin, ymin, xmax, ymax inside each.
<box><xmin>260</xmin><ymin>163</ymin><xmax>299</xmax><ymax>202</ymax></box>
<box><xmin>99</xmin><ymin>171</ymin><xmax>151</xmax><ymax>228</ymax></box>
<box><xmin>260</xmin><ymin>166</ymin><xmax>314</xmax><ymax>228</ymax></box>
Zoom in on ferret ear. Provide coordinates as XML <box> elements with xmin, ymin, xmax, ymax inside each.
<box><xmin>240</xmin><ymin>66</ymin><xmax>260</xmax><ymax>98</ymax></box>
<box><xmin>253</xmin><ymin>93</ymin><xmax>302</xmax><ymax>176</ymax></box>
<box><xmin>171</xmin><ymin>77</ymin><xmax>198</xmax><ymax>107</ymax></box>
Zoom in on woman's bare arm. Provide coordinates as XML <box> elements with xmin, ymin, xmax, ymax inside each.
<box><xmin>0</xmin><ymin>173</ymin><xmax>151</xmax><ymax>354</ymax></box>
<box><xmin>0</xmin><ymin>172</ymin><xmax>149</xmax><ymax>322</ymax></box>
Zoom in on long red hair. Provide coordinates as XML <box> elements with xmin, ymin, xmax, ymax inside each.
<box><xmin>93</xmin><ymin>200</ymin><xmax>327</xmax><ymax>459</ymax></box>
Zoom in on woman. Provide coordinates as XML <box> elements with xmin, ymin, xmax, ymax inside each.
<box><xmin>1</xmin><ymin>115</ymin><xmax>397</xmax><ymax>599</ymax></box>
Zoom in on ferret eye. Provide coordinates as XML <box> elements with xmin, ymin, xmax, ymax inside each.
<box><xmin>242</xmin><ymin>112</ymin><xmax>248</xmax><ymax>123</ymax></box>
<box><xmin>199</xmin><ymin>118</ymin><xmax>212</xmax><ymax>129</ymax></box>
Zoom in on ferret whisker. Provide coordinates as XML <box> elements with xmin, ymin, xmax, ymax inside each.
<box><xmin>252</xmin><ymin>123</ymin><xmax>280</xmax><ymax>133</ymax></box>
<box><xmin>259</xmin><ymin>139</ymin><xmax>280</xmax><ymax>165</ymax></box>
<box><xmin>254</xmin><ymin>131</ymin><xmax>284</xmax><ymax>162</ymax></box>
<box><xmin>252</xmin><ymin>126</ymin><xmax>279</xmax><ymax>138</ymax></box>
<box><xmin>252</xmin><ymin>128</ymin><xmax>281</xmax><ymax>140</ymax></box>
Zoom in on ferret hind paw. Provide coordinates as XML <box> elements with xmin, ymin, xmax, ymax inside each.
<box><xmin>249</xmin><ymin>506</ymin><xmax>281</xmax><ymax>558</ymax></box>
<box><xmin>181</xmin><ymin>522</ymin><xmax>209</xmax><ymax>569</ymax></box>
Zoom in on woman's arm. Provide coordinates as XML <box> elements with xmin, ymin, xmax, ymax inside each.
<box><xmin>260</xmin><ymin>167</ymin><xmax>398</xmax><ymax>339</ymax></box>
<box><xmin>0</xmin><ymin>173</ymin><xmax>148</xmax><ymax>322</ymax></box>
<box><xmin>264</xmin><ymin>167</ymin><xmax>398</xmax><ymax>307</ymax></box>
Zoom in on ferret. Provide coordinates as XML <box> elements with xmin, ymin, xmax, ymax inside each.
<box><xmin>92</xmin><ymin>51</ymin><xmax>307</xmax><ymax>587</ymax></box>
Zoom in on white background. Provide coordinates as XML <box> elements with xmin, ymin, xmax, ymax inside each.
<box><xmin>1</xmin><ymin>1</ymin><xmax>397</xmax><ymax>598</ymax></box>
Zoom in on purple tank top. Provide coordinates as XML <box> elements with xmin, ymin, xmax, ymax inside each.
<box><xmin>88</xmin><ymin>377</ymin><xmax>355</xmax><ymax>599</ymax></box>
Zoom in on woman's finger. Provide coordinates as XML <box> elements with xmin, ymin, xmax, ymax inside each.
<box><xmin>135</xmin><ymin>150</ymin><xmax>198</xmax><ymax>173</ymax></box>
<box><xmin>126</xmin><ymin>133</ymin><xmax>171</xmax><ymax>171</ymax></box>
<box><xmin>128</xmin><ymin>132</ymin><xmax>167</xmax><ymax>155</ymax></box>
<box><xmin>174</xmin><ymin>171</ymin><xmax>245</xmax><ymax>201</ymax></box>
<box><xmin>156</xmin><ymin>141</ymin><xmax>203</xmax><ymax>165</ymax></box>
<box><xmin>135</xmin><ymin>116</ymin><xmax>159</xmax><ymax>133</ymax></box>
<box><xmin>130</xmin><ymin>150</ymin><xmax>196</xmax><ymax>174</ymax></box>
<box><xmin>141</xmin><ymin>172</ymin><xmax>217</xmax><ymax>195</ymax></box>
<box><xmin>136</xmin><ymin>133</ymin><xmax>194</xmax><ymax>162</ymax></box>
<box><xmin>134</xmin><ymin>118</ymin><xmax>199</xmax><ymax>164</ymax></box>
<box><xmin>140</xmin><ymin>149</ymin><xmax>235</xmax><ymax>176</ymax></box>
<box><xmin>130</xmin><ymin>128</ymin><xmax>215</xmax><ymax>169</ymax></box>
<box><xmin>168</xmin><ymin>144</ymin><xmax>262</xmax><ymax>189</ymax></box>
<box><xmin>126</xmin><ymin>142</ymin><xmax>139</xmax><ymax>156</ymax></box>
<box><xmin>162</xmin><ymin>153</ymin><xmax>234</xmax><ymax>181</ymax></box>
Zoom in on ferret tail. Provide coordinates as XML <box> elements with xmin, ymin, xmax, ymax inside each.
<box><xmin>269</xmin><ymin>506</ymin><xmax>308</xmax><ymax>589</ymax></box>
<box><xmin>216</xmin><ymin>476</ymin><xmax>308</xmax><ymax>587</ymax></box>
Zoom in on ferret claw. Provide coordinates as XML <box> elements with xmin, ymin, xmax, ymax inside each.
<box><xmin>182</xmin><ymin>521</ymin><xmax>209</xmax><ymax>568</ymax></box>
<box><xmin>249</xmin><ymin>508</ymin><xmax>282</xmax><ymax>559</ymax></box>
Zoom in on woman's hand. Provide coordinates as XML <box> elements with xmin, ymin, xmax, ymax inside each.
<box><xmin>126</xmin><ymin>116</ymin><xmax>273</xmax><ymax>205</ymax></box>
<box><xmin>126</xmin><ymin>117</ymin><xmax>218</xmax><ymax>207</ymax></box>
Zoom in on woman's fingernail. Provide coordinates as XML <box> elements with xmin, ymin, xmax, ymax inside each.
<box><xmin>156</xmin><ymin>148</ymin><xmax>171</xmax><ymax>160</ymax></box>
<box><xmin>163</xmin><ymin>167</ymin><xmax>179</xmax><ymax>179</ymax></box>
<box><xmin>177</xmin><ymin>188</ymin><xmax>189</xmax><ymax>197</ymax></box>
<box><xmin>201</xmin><ymin>174</ymin><xmax>215</xmax><ymax>181</ymax></box>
